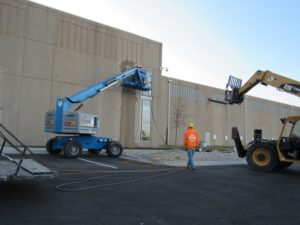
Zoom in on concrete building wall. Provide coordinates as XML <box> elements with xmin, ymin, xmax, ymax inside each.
<box><xmin>0</xmin><ymin>65</ymin><xmax>2</xmax><ymax>123</ymax></box>
<box><xmin>1</xmin><ymin>0</ymin><xmax>299</xmax><ymax>148</ymax></box>
<box><xmin>161</xmin><ymin>77</ymin><xmax>300</xmax><ymax>147</ymax></box>
<box><xmin>0</xmin><ymin>0</ymin><xmax>162</xmax><ymax>147</ymax></box>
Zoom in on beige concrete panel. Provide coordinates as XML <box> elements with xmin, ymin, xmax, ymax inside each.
<box><xmin>0</xmin><ymin>2</ymin><xmax>9</xmax><ymax>35</ymax></box>
<box><xmin>68</xmin><ymin>23</ymin><xmax>76</xmax><ymax>50</ymax></box>
<box><xmin>80</xmin><ymin>26</ymin><xmax>88</xmax><ymax>53</ymax></box>
<box><xmin>120</xmin><ymin>88</ymin><xmax>138</xmax><ymax>147</ymax></box>
<box><xmin>50</xmin><ymin>80</ymin><xmax>107</xmax><ymax>113</ymax></box>
<box><xmin>53</xmin><ymin>48</ymin><xmax>88</xmax><ymax>84</ymax></box>
<box><xmin>0</xmin><ymin>0</ymin><xmax>27</xmax><ymax>37</ymax></box>
<box><xmin>150</xmin><ymin>69</ymin><xmax>161</xmax><ymax>95</ymax></box>
<box><xmin>142</xmin><ymin>40</ymin><xmax>162</xmax><ymax>69</ymax></box>
<box><xmin>104</xmin><ymin>33</ymin><xmax>112</xmax><ymax>58</ymax></box>
<box><xmin>212</xmin><ymin>104</ymin><xmax>226</xmax><ymax>145</ymax></box>
<box><xmin>87</xmin><ymin>28</ymin><xmax>96</xmax><ymax>55</ymax></box>
<box><xmin>23</xmin><ymin>39</ymin><xmax>54</xmax><ymax>80</ymax></box>
<box><xmin>0</xmin><ymin>69</ymin><xmax>2</xmax><ymax>108</ymax></box>
<box><xmin>7</xmin><ymin>3</ymin><xmax>17</xmax><ymax>35</ymax></box>
<box><xmin>1</xmin><ymin>74</ymin><xmax>21</xmax><ymax>134</ymax></box>
<box><xmin>169</xmin><ymin>97</ymin><xmax>188</xmax><ymax>146</ymax></box>
<box><xmin>83</xmin><ymin>98</ymin><xmax>103</xmax><ymax>119</ymax></box>
<box><xmin>121</xmin><ymin>39</ymin><xmax>128</xmax><ymax>60</ymax></box>
<box><xmin>98</xmin><ymin>32</ymin><xmax>106</xmax><ymax>57</ymax></box>
<box><xmin>86</xmin><ymin>55</ymin><xmax>119</xmax><ymax>85</ymax></box>
<box><xmin>26</xmin><ymin>5</ymin><xmax>56</xmax><ymax>44</ymax></box>
<box><xmin>131</xmin><ymin>42</ymin><xmax>137</xmax><ymax>62</ymax></box>
<box><xmin>50</xmin><ymin>81</ymin><xmax>84</xmax><ymax>107</ymax></box>
<box><xmin>154</xmin><ymin>77</ymin><xmax>169</xmax><ymax>145</ymax></box>
<box><xmin>136</xmin><ymin>43</ymin><xmax>142</xmax><ymax>66</ymax></box>
<box><xmin>99</xmin><ymin>89</ymin><xmax>122</xmax><ymax>139</ymax></box>
<box><xmin>116</xmin><ymin>38</ymin><xmax>123</xmax><ymax>60</ymax></box>
<box><xmin>0</xmin><ymin>34</ymin><xmax>24</xmax><ymax>75</ymax></box>
<box><xmin>195</xmin><ymin>101</ymin><xmax>211</xmax><ymax>141</ymax></box>
<box><xmin>74</xmin><ymin>23</ymin><xmax>82</xmax><ymax>51</ymax></box>
<box><xmin>18</xmin><ymin>77</ymin><xmax>51</xmax><ymax>145</ymax></box>
<box><xmin>127</xmin><ymin>40</ymin><xmax>133</xmax><ymax>61</ymax></box>
<box><xmin>108</xmin><ymin>34</ymin><xmax>117</xmax><ymax>59</ymax></box>
<box><xmin>16</xmin><ymin>7</ymin><xmax>26</xmax><ymax>37</ymax></box>
<box><xmin>0</xmin><ymin>71</ymin><xmax>2</xmax><ymax>123</ymax></box>
<box><xmin>61</xmin><ymin>21</ymin><xmax>69</xmax><ymax>49</ymax></box>
<box><xmin>245</xmin><ymin>98</ymin><xmax>285</xmax><ymax>141</ymax></box>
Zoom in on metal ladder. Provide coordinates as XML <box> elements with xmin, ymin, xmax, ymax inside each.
<box><xmin>0</xmin><ymin>123</ymin><xmax>53</xmax><ymax>180</ymax></box>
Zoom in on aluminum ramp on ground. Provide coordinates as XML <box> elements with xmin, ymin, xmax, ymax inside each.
<box><xmin>0</xmin><ymin>159</ymin><xmax>55</xmax><ymax>181</ymax></box>
<box><xmin>0</xmin><ymin>123</ymin><xmax>55</xmax><ymax>182</ymax></box>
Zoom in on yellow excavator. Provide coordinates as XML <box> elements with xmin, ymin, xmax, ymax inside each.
<box><xmin>209</xmin><ymin>70</ymin><xmax>300</xmax><ymax>172</ymax></box>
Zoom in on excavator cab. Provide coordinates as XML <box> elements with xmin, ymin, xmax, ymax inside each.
<box><xmin>278</xmin><ymin>116</ymin><xmax>300</xmax><ymax>160</ymax></box>
<box><xmin>121</xmin><ymin>69</ymin><xmax>152</xmax><ymax>91</ymax></box>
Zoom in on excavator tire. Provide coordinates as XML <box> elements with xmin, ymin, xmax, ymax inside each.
<box><xmin>246</xmin><ymin>142</ymin><xmax>278</xmax><ymax>172</ymax></box>
<box><xmin>106</xmin><ymin>141</ymin><xmax>123</xmax><ymax>158</ymax></box>
<box><xmin>46</xmin><ymin>138</ymin><xmax>62</xmax><ymax>154</ymax></box>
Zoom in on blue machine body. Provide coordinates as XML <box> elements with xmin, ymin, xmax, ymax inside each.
<box><xmin>52</xmin><ymin>135</ymin><xmax>112</xmax><ymax>151</ymax></box>
<box><xmin>44</xmin><ymin>67</ymin><xmax>152</xmax><ymax>152</ymax></box>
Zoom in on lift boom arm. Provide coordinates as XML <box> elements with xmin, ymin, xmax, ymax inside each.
<box><xmin>58</xmin><ymin>66</ymin><xmax>151</xmax><ymax>111</ymax></box>
<box><xmin>45</xmin><ymin>66</ymin><xmax>151</xmax><ymax>134</ymax></box>
<box><xmin>209</xmin><ymin>70</ymin><xmax>300</xmax><ymax>105</ymax></box>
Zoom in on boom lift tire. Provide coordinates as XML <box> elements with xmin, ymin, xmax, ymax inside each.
<box><xmin>246</xmin><ymin>143</ymin><xmax>279</xmax><ymax>172</ymax></box>
<box><xmin>88</xmin><ymin>149</ymin><xmax>101</xmax><ymax>154</ymax></box>
<box><xmin>46</xmin><ymin>138</ymin><xmax>62</xmax><ymax>154</ymax></box>
<box><xmin>63</xmin><ymin>141</ymin><xmax>82</xmax><ymax>158</ymax></box>
<box><xmin>106</xmin><ymin>141</ymin><xmax>123</xmax><ymax>158</ymax></box>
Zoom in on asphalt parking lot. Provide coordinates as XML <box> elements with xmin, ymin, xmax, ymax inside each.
<box><xmin>1</xmin><ymin>154</ymin><xmax>300</xmax><ymax>225</ymax></box>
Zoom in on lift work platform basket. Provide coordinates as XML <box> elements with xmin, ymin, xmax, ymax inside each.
<box><xmin>0</xmin><ymin>123</ymin><xmax>55</xmax><ymax>181</ymax></box>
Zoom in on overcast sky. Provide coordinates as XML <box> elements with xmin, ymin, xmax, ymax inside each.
<box><xmin>30</xmin><ymin>0</ymin><xmax>300</xmax><ymax>107</ymax></box>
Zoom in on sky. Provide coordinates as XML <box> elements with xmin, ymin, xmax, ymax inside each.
<box><xmin>30</xmin><ymin>0</ymin><xmax>300</xmax><ymax>107</ymax></box>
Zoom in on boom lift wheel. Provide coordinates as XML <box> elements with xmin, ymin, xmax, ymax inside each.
<box><xmin>63</xmin><ymin>141</ymin><xmax>82</xmax><ymax>158</ymax></box>
<box><xmin>246</xmin><ymin>142</ymin><xmax>278</xmax><ymax>172</ymax></box>
<box><xmin>106</xmin><ymin>141</ymin><xmax>123</xmax><ymax>158</ymax></box>
<box><xmin>46</xmin><ymin>138</ymin><xmax>62</xmax><ymax>154</ymax></box>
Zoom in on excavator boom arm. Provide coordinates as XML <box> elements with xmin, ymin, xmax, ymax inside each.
<box><xmin>209</xmin><ymin>70</ymin><xmax>299</xmax><ymax>105</ymax></box>
<box><xmin>239</xmin><ymin>70</ymin><xmax>300</xmax><ymax>98</ymax></box>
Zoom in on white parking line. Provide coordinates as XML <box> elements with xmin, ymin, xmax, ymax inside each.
<box><xmin>78</xmin><ymin>158</ymin><xmax>118</xmax><ymax>169</ymax></box>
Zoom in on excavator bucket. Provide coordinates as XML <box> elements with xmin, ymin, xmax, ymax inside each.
<box><xmin>224</xmin><ymin>75</ymin><xmax>243</xmax><ymax>104</ymax></box>
<box><xmin>208</xmin><ymin>75</ymin><xmax>243</xmax><ymax>104</ymax></box>
<box><xmin>121</xmin><ymin>70</ymin><xmax>152</xmax><ymax>91</ymax></box>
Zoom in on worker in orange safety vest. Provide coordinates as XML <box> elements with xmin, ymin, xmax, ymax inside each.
<box><xmin>184</xmin><ymin>122</ymin><xmax>200</xmax><ymax>170</ymax></box>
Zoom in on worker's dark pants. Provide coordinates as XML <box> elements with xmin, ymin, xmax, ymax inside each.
<box><xmin>187</xmin><ymin>149</ymin><xmax>195</xmax><ymax>168</ymax></box>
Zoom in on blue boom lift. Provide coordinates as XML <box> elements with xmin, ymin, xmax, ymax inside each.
<box><xmin>45</xmin><ymin>67</ymin><xmax>152</xmax><ymax>158</ymax></box>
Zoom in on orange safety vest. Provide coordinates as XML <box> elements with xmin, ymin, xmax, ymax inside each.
<box><xmin>184</xmin><ymin>128</ymin><xmax>200</xmax><ymax>149</ymax></box>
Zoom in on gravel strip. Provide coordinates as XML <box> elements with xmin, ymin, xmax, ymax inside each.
<box><xmin>122</xmin><ymin>149</ymin><xmax>246</xmax><ymax>167</ymax></box>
